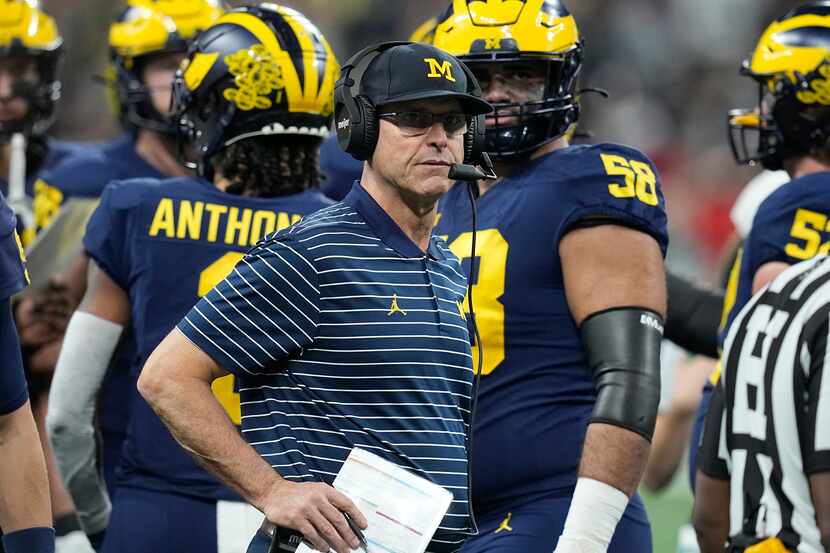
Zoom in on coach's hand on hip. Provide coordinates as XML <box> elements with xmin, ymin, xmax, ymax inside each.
<box><xmin>263</xmin><ymin>478</ymin><xmax>367</xmax><ymax>553</ymax></box>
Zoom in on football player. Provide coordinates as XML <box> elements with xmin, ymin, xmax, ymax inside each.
<box><xmin>0</xmin><ymin>197</ymin><xmax>52</xmax><ymax>553</ymax></box>
<box><xmin>45</xmin><ymin>5</ymin><xmax>336</xmax><ymax>553</ymax></box>
<box><xmin>432</xmin><ymin>1</ymin><xmax>666</xmax><ymax>552</ymax></box>
<box><xmin>0</xmin><ymin>2</ymin><xmax>90</xmax><ymax>550</ymax></box>
<box><xmin>16</xmin><ymin>0</ymin><xmax>222</xmax><ymax>522</ymax></box>
<box><xmin>687</xmin><ymin>1</ymin><xmax>830</xmax><ymax>490</ymax></box>
<box><xmin>27</xmin><ymin>0</ymin><xmax>224</xmax><ymax>240</ymax></box>
<box><xmin>0</xmin><ymin>0</ymin><xmax>81</xmax><ymax>224</ymax></box>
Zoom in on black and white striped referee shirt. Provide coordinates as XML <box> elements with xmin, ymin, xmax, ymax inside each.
<box><xmin>699</xmin><ymin>255</ymin><xmax>830</xmax><ymax>553</ymax></box>
<box><xmin>178</xmin><ymin>183</ymin><xmax>474</xmax><ymax>552</ymax></box>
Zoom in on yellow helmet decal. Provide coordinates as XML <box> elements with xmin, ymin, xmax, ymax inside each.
<box><xmin>434</xmin><ymin>0</ymin><xmax>579</xmax><ymax>56</ymax></box>
<box><xmin>223</xmin><ymin>45</ymin><xmax>285</xmax><ymax>111</ymax></box>
<box><xmin>0</xmin><ymin>0</ymin><xmax>61</xmax><ymax>51</ymax></box>
<box><xmin>110</xmin><ymin>0</ymin><xmax>223</xmax><ymax>58</ymax></box>
<box><xmin>749</xmin><ymin>12</ymin><xmax>830</xmax><ymax>78</ymax></box>
<box><xmin>409</xmin><ymin>17</ymin><xmax>438</xmax><ymax>44</ymax></box>
<box><xmin>274</xmin><ymin>4</ymin><xmax>338</xmax><ymax>116</ymax></box>
<box><xmin>183</xmin><ymin>51</ymin><xmax>218</xmax><ymax>91</ymax></box>
<box><xmin>797</xmin><ymin>62</ymin><xmax>830</xmax><ymax>105</ymax></box>
<box><xmin>217</xmin><ymin>10</ymin><xmax>338</xmax><ymax>117</ymax></box>
<box><xmin>467</xmin><ymin>0</ymin><xmax>526</xmax><ymax>25</ymax></box>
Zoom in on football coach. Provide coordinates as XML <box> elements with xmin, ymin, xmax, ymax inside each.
<box><xmin>139</xmin><ymin>41</ymin><xmax>492</xmax><ymax>553</ymax></box>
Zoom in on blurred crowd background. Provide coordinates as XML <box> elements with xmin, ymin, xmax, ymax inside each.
<box><xmin>36</xmin><ymin>1</ymin><xmax>805</xmax><ymax>550</ymax></box>
<box><xmin>46</xmin><ymin>0</ymin><xmax>799</xmax><ymax>281</ymax></box>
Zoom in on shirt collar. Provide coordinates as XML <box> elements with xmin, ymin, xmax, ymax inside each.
<box><xmin>344</xmin><ymin>181</ymin><xmax>438</xmax><ymax>259</ymax></box>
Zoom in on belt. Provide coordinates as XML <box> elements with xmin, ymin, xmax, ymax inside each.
<box><xmin>261</xmin><ymin>519</ymin><xmax>305</xmax><ymax>553</ymax></box>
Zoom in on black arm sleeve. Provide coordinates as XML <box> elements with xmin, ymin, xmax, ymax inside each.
<box><xmin>665</xmin><ymin>271</ymin><xmax>724</xmax><ymax>358</ymax></box>
<box><xmin>581</xmin><ymin>307</ymin><xmax>663</xmax><ymax>441</ymax></box>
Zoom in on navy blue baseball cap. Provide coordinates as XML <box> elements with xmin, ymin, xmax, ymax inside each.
<box><xmin>360</xmin><ymin>43</ymin><xmax>492</xmax><ymax>115</ymax></box>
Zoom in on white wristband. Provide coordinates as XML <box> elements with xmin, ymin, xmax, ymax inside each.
<box><xmin>555</xmin><ymin>477</ymin><xmax>629</xmax><ymax>553</ymax></box>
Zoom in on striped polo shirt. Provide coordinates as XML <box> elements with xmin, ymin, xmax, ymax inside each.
<box><xmin>178</xmin><ymin>182</ymin><xmax>474</xmax><ymax>552</ymax></box>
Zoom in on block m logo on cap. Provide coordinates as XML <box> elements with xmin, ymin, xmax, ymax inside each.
<box><xmin>424</xmin><ymin>57</ymin><xmax>456</xmax><ymax>82</ymax></box>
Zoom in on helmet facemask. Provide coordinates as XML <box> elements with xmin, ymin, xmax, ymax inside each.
<box><xmin>729</xmin><ymin>59</ymin><xmax>830</xmax><ymax>170</ymax></box>
<box><xmin>114</xmin><ymin>49</ymin><xmax>187</xmax><ymax>135</ymax></box>
<box><xmin>173</xmin><ymin>76</ymin><xmax>235</xmax><ymax>175</ymax></box>
<box><xmin>0</xmin><ymin>48</ymin><xmax>62</xmax><ymax>141</ymax></box>
<box><xmin>108</xmin><ymin>0</ymin><xmax>223</xmax><ymax>135</ymax></box>
<box><xmin>462</xmin><ymin>47</ymin><xmax>582</xmax><ymax>160</ymax></box>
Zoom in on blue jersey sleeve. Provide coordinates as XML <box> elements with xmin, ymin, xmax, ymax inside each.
<box><xmin>82</xmin><ymin>182</ymin><xmax>136</xmax><ymax>289</ymax></box>
<box><xmin>0</xmin><ymin>196</ymin><xmax>27</xmax><ymax>300</ymax></box>
<box><xmin>319</xmin><ymin>134</ymin><xmax>363</xmax><ymax>201</ymax></box>
<box><xmin>556</xmin><ymin>144</ymin><xmax>669</xmax><ymax>255</ymax></box>
<box><xmin>29</xmin><ymin>148</ymin><xmax>117</xmax><ymax>241</ymax></box>
<box><xmin>177</xmin><ymin>235</ymin><xmax>321</xmax><ymax>376</ymax></box>
<box><xmin>0</xmin><ymin>298</ymin><xmax>27</xmax><ymax>415</ymax></box>
<box><xmin>742</xmin><ymin>179</ymin><xmax>830</xmax><ymax>277</ymax></box>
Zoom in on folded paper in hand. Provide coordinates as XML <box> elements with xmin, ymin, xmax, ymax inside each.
<box><xmin>296</xmin><ymin>447</ymin><xmax>453</xmax><ymax>553</ymax></box>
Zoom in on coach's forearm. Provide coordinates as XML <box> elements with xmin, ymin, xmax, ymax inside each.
<box><xmin>578</xmin><ymin>422</ymin><xmax>649</xmax><ymax>497</ymax></box>
<box><xmin>0</xmin><ymin>401</ymin><xmax>52</xmax><ymax>532</ymax></box>
<box><xmin>138</xmin><ymin>358</ymin><xmax>279</xmax><ymax>512</ymax></box>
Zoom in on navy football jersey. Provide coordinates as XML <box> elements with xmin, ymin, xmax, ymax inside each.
<box><xmin>29</xmin><ymin>133</ymin><xmax>165</xmax><ymax>492</ymax></box>
<box><xmin>84</xmin><ymin>176</ymin><xmax>332</xmax><ymax>499</ymax></box>
<box><xmin>0</xmin><ymin>192</ymin><xmax>27</xmax><ymax>300</ymax></box>
<box><xmin>0</xmin><ymin>137</ymin><xmax>85</xmax><ymax>200</ymax></box>
<box><xmin>28</xmin><ymin>134</ymin><xmax>164</xmax><ymax>241</ymax></box>
<box><xmin>319</xmin><ymin>134</ymin><xmax>363</xmax><ymax>201</ymax></box>
<box><xmin>719</xmin><ymin>171</ymin><xmax>830</xmax><ymax>344</ymax></box>
<box><xmin>434</xmin><ymin>143</ymin><xmax>669</xmax><ymax>517</ymax></box>
<box><xmin>0</xmin><ymin>192</ymin><xmax>29</xmax><ymax>416</ymax></box>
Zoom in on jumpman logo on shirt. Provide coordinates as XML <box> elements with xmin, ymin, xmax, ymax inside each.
<box><xmin>388</xmin><ymin>293</ymin><xmax>407</xmax><ymax>316</ymax></box>
<box><xmin>457</xmin><ymin>300</ymin><xmax>466</xmax><ymax>320</ymax></box>
<box><xmin>495</xmin><ymin>512</ymin><xmax>513</xmax><ymax>533</ymax></box>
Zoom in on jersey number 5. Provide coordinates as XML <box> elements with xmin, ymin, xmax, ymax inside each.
<box><xmin>785</xmin><ymin>208</ymin><xmax>830</xmax><ymax>260</ymax></box>
<box><xmin>447</xmin><ymin>229</ymin><xmax>508</xmax><ymax>375</ymax></box>
<box><xmin>601</xmin><ymin>153</ymin><xmax>659</xmax><ymax>206</ymax></box>
<box><xmin>199</xmin><ymin>251</ymin><xmax>246</xmax><ymax>425</ymax></box>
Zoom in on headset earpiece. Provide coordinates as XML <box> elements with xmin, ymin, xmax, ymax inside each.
<box><xmin>457</xmin><ymin>61</ymin><xmax>486</xmax><ymax>165</ymax></box>
<box><xmin>338</xmin><ymin>95</ymin><xmax>378</xmax><ymax>162</ymax></box>
<box><xmin>357</xmin><ymin>97</ymin><xmax>378</xmax><ymax>161</ymax></box>
<box><xmin>334</xmin><ymin>41</ymin><xmax>413</xmax><ymax>161</ymax></box>
<box><xmin>464</xmin><ymin>114</ymin><xmax>486</xmax><ymax>165</ymax></box>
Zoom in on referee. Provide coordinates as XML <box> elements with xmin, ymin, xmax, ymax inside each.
<box><xmin>693</xmin><ymin>256</ymin><xmax>830</xmax><ymax>553</ymax></box>
<box><xmin>139</xmin><ymin>42</ymin><xmax>492</xmax><ymax>553</ymax></box>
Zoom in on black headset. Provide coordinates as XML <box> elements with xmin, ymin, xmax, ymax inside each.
<box><xmin>334</xmin><ymin>41</ymin><xmax>486</xmax><ymax>164</ymax></box>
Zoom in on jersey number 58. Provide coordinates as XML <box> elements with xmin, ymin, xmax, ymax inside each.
<box><xmin>601</xmin><ymin>153</ymin><xmax>659</xmax><ymax>207</ymax></box>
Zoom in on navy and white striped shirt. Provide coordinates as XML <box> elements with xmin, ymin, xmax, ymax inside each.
<box><xmin>178</xmin><ymin>183</ymin><xmax>474</xmax><ymax>552</ymax></box>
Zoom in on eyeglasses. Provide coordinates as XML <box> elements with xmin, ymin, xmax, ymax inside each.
<box><xmin>377</xmin><ymin>111</ymin><xmax>470</xmax><ymax>135</ymax></box>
